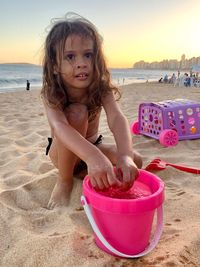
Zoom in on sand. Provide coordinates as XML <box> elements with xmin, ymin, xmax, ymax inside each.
<box><xmin>0</xmin><ymin>82</ymin><xmax>200</xmax><ymax>267</ymax></box>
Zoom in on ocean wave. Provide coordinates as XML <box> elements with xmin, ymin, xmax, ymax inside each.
<box><xmin>0</xmin><ymin>64</ymin><xmax>178</xmax><ymax>93</ymax></box>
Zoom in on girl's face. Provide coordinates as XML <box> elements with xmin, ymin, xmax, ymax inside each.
<box><xmin>56</xmin><ymin>34</ymin><xmax>94</xmax><ymax>96</ymax></box>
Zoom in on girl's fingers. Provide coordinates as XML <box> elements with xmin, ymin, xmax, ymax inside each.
<box><xmin>122</xmin><ymin>168</ymin><xmax>131</xmax><ymax>184</ymax></box>
<box><xmin>116</xmin><ymin>168</ymin><xmax>123</xmax><ymax>182</ymax></box>
<box><xmin>94</xmin><ymin>176</ymin><xmax>106</xmax><ymax>190</ymax></box>
<box><xmin>90</xmin><ymin>177</ymin><xmax>97</xmax><ymax>188</ymax></box>
<box><xmin>90</xmin><ymin>166</ymin><xmax>127</xmax><ymax>190</ymax></box>
<box><xmin>107</xmin><ymin>170</ymin><xmax>122</xmax><ymax>187</ymax></box>
<box><xmin>102</xmin><ymin>177</ymin><xmax>110</xmax><ymax>188</ymax></box>
<box><xmin>90</xmin><ymin>166</ymin><xmax>139</xmax><ymax>191</ymax></box>
<box><xmin>121</xmin><ymin>166</ymin><xmax>139</xmax><ymax>190</ymax></box>
<box><xmin>89</xmin><ymin>173</ymin><xmax>109</xmax><ymax>190</ymax></box>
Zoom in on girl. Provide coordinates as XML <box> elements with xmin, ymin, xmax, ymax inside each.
<box><xmin>41</xmin><ymin>14</ymin><xmax>142</xmax><ymax>209</ymax></box>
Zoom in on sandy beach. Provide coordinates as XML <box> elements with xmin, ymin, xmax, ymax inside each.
<box><xmin>0</xmin><ymin>82</ymin><xmax>200</xmax><ymax>267</ymax></box>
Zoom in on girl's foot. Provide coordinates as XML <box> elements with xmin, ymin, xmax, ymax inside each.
<box><xmin>47</xmin><ymin>180</ymin><xmax>72</xmax><ymax>209</ymax></box>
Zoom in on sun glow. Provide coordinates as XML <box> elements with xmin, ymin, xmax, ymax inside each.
<box><xmin>1</xmin><ymin>1</ymin><xmax>200</xmax><ymax>67</ymax></box>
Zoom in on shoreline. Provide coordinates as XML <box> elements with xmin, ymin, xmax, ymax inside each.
<box><xmin>0</xmin><ymin>85</ymin><xmax>42</xmax><ymax>94</ymax></box>
<box><xmin>0</xmin><ymin>80</ymin><xmax>176</xmax><ymax>95</ymax></box>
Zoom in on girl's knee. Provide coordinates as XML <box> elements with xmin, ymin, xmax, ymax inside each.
<box><xmin>65</xmin><ymin>104</ymin><xmax>88</xmax><ymax>131</ymax></box>
<box><xmin>65</xmin><ymin>103</ymin><xmax>88</xmax><ymax>128</ymax></box>
<box><xmin>134</xmin><ymin>151</ymin><xmax>143</xmax><ymax>169</ymax></box>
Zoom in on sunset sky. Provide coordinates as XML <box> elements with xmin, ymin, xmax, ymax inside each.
<box><xmin>1</xmin><ymin>0</ymin><xmax>200</xmax><ymax>68</ymax></box>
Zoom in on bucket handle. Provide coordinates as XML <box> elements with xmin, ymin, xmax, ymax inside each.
<box><xmin>81</xmin><ymin>195</ymin><xmax>163</xmax><ymax>258</ymax></box>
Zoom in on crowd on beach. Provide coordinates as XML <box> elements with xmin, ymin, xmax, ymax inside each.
<box><xmin>159</xmin><ymin>71</ymin><xmax>200</xmax><ymax>87</ymax></box>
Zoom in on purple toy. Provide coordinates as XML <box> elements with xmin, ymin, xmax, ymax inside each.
<box><xmin>131</xmin><ymin>99</ymin><xmax>200</xmax><ymax>147</ymax></box>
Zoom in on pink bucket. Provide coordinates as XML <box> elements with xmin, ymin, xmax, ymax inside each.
<box><xmin>81</xmin><ymin>169</ymin><xmax>164</xmax><ymax>258</ymax></box>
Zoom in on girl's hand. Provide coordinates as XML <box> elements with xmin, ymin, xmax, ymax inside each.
<box><xmin>116</xmin><ymin>155</ymin><xmax>139</xmax><ymax>190</ymax></box>
<box><xmin>86</xmin><ymin>154</ymin><xmax>122</xmax><ymax>190</ymax></box>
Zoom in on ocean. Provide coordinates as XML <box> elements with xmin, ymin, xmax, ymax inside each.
<box><xmin>0</xmin><ymin>63</ymin><xmax>179</xmax><ymax>93</ymax></box>
<box><xmin>0</xmin><ymin>64</ymin><xmax>42</xmax><ymax>93</ymax></box>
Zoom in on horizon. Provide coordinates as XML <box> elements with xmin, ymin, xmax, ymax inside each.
<box><xmin>1</xmin><ymin>53</ymin><xmax>199</xmax><ymax>69</ymax></box>
<box><xmin>1</xmin><ymin>0</ymin><xmax>200</xmax><ymax>68</ymax></box>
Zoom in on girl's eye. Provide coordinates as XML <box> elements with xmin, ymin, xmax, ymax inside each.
<box><xmin>66</xmin><ymin>54</ymin><xmax>75</xmax><ymax>61</ymax></box>
<box><xmin>85</xmin><ymin>52</ymin><xmax>93</xmax><ymax>59</ymax></box>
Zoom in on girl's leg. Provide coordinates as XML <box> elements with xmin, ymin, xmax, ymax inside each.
<box><xmin>47</xmin><ymin>104</ymin><xmax>88</xmax><ymax>209</ymax></box>
<box><xmin>97</xmin><ymin>143</ymin><xmax>143</xmax><ymax>169</ymax></box>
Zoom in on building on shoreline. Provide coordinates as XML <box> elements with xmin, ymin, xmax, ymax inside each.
<box><xmin>133</xmin><ymin>55</ymin><xmax>200</xmax><ymax>70</ymax></box>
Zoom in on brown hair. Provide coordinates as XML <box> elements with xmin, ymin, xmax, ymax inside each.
<box><xmin>41</xmin><ymin>13</ymin><xmax>121</xmax><ymax>115</ymax></box>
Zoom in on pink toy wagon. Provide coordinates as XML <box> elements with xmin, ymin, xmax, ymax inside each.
<box><xmin>131</xmin><ymin>99</ymin><xmax>200</xmax><ymax>147</ymax></box>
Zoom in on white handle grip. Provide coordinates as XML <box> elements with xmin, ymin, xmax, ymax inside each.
<box><xmin>81</xmin><ymin>195</ymin><xmax>163</xmax><ymax>258</ymax></box>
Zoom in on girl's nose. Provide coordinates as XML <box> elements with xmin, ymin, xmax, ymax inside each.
<box><xmin>76</xmin><ymin>57</ymin><xmax>87</xmax><ymax>68</ymax></box>
<box><xmin>77</xmin><ymin>65</ymin><xmax>86</xmax><ymax>69</ymax></box>
<box><xmin>77</xmin><ymin>62</ymin><xmax>87</xmax><ymax>69</ymax></box>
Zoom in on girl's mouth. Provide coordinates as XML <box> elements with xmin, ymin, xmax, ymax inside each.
<box><xmin>75</xmin><ymin>73</ymin><xmax>89</xmax><ymax>80</ymax></box>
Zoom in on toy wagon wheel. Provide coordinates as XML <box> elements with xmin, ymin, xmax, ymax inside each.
<box><xmin>130</xmin><ymin>120</ymin><xmax>140</xmax><ymax>135</ymax></box>
<box><xmin>159</xmin><ymin>129</ymin><xmax>179</xmax><ymax>147</ymax></box>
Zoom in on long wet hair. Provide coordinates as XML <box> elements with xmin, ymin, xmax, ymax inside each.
<box><xmin>41</xmin><ymin>13</ymin><xmax>121</xmax><ymax>116</ymax></box>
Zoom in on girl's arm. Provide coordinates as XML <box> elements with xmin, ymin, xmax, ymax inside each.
<box><xmin>43</xmin><ymin>102</ymin><xmax>121</xmax><ymax>189</ymax></box>
<box><xmin>102</xmin><ymin>92</ymin><xmax>139</xmax><ymax>187</ymax></box>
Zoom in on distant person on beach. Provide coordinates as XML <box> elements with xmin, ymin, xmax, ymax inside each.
<box><xmin>169</xmin><ymin>73</ymin><xmax>176</xmax><ymax>84</ymax></box>
<box><xmin>26</xmin><ymin>80</ymin><xmax>30</xmax><ymax>90</ymax></box>
<box><xmin>163</xmin><ymin>74</ymin><xmax>168</xmax><ymax>83</ymax></box>
<box><xmin>41</xmin><ymin>13</ymin><xmax>142</xmax><ymax>209</ymax></box>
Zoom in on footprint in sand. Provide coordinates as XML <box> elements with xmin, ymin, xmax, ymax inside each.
<box><xmin>2</xmin><ymin>170</ymin><xmax>33</xmax><ymax>188</ymax></box>
<box><xmin>0</xmin><ymin>137</ymin><xmax>12</xmax><ymax>146</ymax></box>
<box><xmin>30</xmin><ymin>208</ymin><xmax>57</xmax><ymax>228</ymax></box>
<box><xmin>1</xmin><ymin>149</ymin><xmax>21</xmax><ymax>160</ymax></box>
<box><xmin>178</xmin><ymin>246</ymin><xmax>198</xmax><ymax>267</ymax></box>
<box><xmin>70</xmin><ymin>210</ymin><xmax>91</xmax><ymax>233</ymax></box>
<box><xmin>18</xmin><ymin>117</ymin><xmax>28</xmax><ymax>122</ymax></box>
<box><xmin>15</xmin><ymin>139</ymin><xmax>30</xmax><ymax>147</ymax></box>
<box><xmin>0</xmin><ymin>172</ymin><xmax>56</xmax><ymax>210</ymax></box>
<box><xmin>36</xmin><ymin>129</ymin><xmax>49</xmax><ymax>137</ymax></box>
<box><xmin>140</xmin><ymin>247</ymin><xmax>198</xmax><ymax>267</ymax></box>
<box><xmin>0</xmin><ymin>215</ymin><xmax>11</xmax><ymax>249</ymax></box>
<box><xmin>0</xmin><ymin>160</ymin><xmax>8</xmax><ymax>167</ymax></box>
<box><xmin>15</xmin><ymin>122</ymin><xmax>30</xmax><ymax>131</ymax></box>
<box><xmin>167</xmin><ymin>182</ymin><xmax>186</xmax><ymax>201</ymax></box>
<box><xmin>0</xmin><ymin>149</ymin><xmax>22</xmax><ymax>167</ymax></box>
<box><xmin>4</xmin><ymin>115</ymin><xmax>18</xmax><ymax>122</ymax></box>
<box><xmin>0</xmin><ymin>185</ymin><xmax>59</xmax><ymax>229</ymax></box>
<box><xmin>38</xmin><ymin>162</ymin><xmax>54</xmax><ymax>174</ymax></box>
<box><xmin>138</xmin><ymin>255</ymin><xmax>169</xmax><ymax>266</ymax></box>
<box><xmin>20</xmin><ymin>133</ymin><xmax>42</xmax><ymax>144</ymax></box>
<box><xmin>2</xmin><ymin>170</ymin><xmax>14</xmax><ymax>180</ymax></box>
<box><xmin>0</xmin><ymin>129</ymin><xmax>10</xmax><ymax>136</ymax></box>
<box><xmin>0</xmin><ymin>188</ymin><xmax>39</xmax><ymax>213</ymax></box>
<box><xmin>174</xmin><ymin>218</ymin><xmax>181</xmax><ymax>222</ymax></box>
<box><xmin>162</xmin><ymin>225</ymin><xmax>181</xmax><ymax>243</ymax></box>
